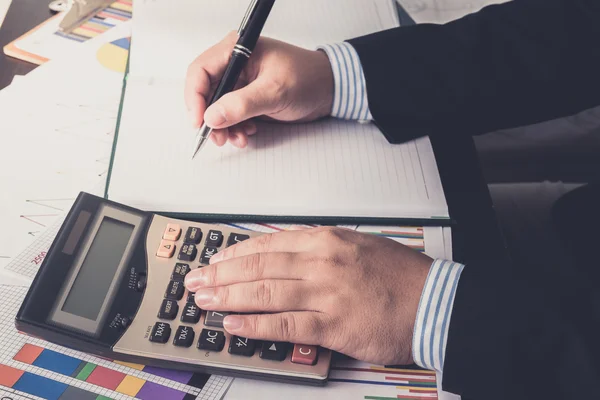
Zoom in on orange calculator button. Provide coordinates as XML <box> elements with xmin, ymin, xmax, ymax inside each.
<box><xmin>163</xmin><ymin>224</ymin><xmax>181</xmax><ymax>241</ymax></box>
<box><xmin>157</xmin><ymin>240</ymin><xmax>176</xmax><ymax>258</ymax></box>
<box><xmin>291</xmin><ymin>344</ymin><xmax>318</xmax><ymax>365</ymax></box>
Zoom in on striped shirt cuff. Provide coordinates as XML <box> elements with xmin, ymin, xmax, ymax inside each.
<box><xmin>413</xmin><ymin>259</ymin><xmax>465</xmax><ymax>373</ymax></box>
<box><xmin>318</xmin><ymin>42</ymin><xmax>373</xmax><ymax>121</ymax></box>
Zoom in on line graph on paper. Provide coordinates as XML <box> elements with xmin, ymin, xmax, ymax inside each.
<box><xmin>0</xmin><ymin>89</ymin><xmax>118</xmax><ymax>272</ymax></box>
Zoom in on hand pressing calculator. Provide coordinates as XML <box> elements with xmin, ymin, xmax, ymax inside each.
<box><xmin>15</xmin><ymin>192</ymin><xmax>332</xmax><ymax>385</ymax></box>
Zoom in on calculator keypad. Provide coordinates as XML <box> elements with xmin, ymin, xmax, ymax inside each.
<box><xmin>198</xmin><ymin>329</ymin><xmax>225</xmax><ymax>352</ymax></box>
<box><xmin>133</xmin><ymin>218</ymin><xmax>331</xmax><ymax>383</ymax></box>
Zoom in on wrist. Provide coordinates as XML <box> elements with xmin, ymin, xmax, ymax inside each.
<box><xmin>316</xmin><ymin>42</ymin><xmax>372</xmax><ymax>121</ymax></box>
<box><xmin>412</xmin><ymin>259</ymin><xmax>465</xmax><ymax>372</ymax></box>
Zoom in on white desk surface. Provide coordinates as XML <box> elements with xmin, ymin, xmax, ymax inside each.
<box><xmin>397</xmin><ymin>0</ymin><xmax>509</xmax><ymax>24</ymax></box>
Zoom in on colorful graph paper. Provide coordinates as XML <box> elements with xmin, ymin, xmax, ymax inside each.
<box><xmin>330</xmin><ymin>359</ymin><xmax>438</xmax><ymax>399</ymax></box>
<box><xmin>55</xmin><ymin>1</ymin><xmax>133</xmax><ymax>43</ymax></box>
<box><xmin>0</xmin><ymin>285</ymin><xmax>232</xmax><ymax>400</ymax></box>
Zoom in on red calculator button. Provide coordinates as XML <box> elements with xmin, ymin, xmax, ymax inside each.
<box><xmin>157</xmin><ymin>240</ymin><xmax>176</xmax><ymax>258</ymax></box>
<box><xmin>163</xmin><ymin>224</ymin><xmax>181</xmax><ymax>241</ymax></box>
<box><xmin>291</xmin><ymin>344</ymin><xmax>318</xmax><ymax>365</ymax></box>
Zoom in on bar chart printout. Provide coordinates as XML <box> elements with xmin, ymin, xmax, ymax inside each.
<box><xmin>0</xmin><ymin>285</ymin><xmax>232</xmax><ymax>400</ymax></box>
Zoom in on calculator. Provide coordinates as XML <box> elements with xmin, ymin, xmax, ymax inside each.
<box><xmin>15</xmin><ymin>192</ymin><xmax>332</xmax><ymax>385</ymax></box>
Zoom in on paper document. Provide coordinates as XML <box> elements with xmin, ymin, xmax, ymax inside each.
<box><xmin>107</xmin><ymin>0</ymin><xmax>449</xmax><ymax>220</ymax></box>
<box><xmin>0</xmin><ymin>0</ymin><xmax>10</xmax><ymax>29</ymax></box>
<box><xmin>108</xmin><ymin>76</ymin><xmax>448</xmax><ymax>219</ymax></box>
<box><xmin>130</xmin><ymin>0</ymin><xmax>400</xmax><ymax>79</ymax></box>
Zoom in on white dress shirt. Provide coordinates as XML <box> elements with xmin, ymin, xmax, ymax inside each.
<box><xmin>320</xmin><ymin>42</ymin><xmax>466</xmax><ymax>373</ymax></box>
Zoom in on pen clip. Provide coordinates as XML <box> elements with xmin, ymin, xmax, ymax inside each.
<box><xmin>238</xmin><ymin>0</ymin><xmax>259</xmax><ymax>36</ymax></box>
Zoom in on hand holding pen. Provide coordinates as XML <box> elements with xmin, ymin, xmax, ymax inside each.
<box><xmin>185</xmin><ymin>0</ymin><xmax>335</xmax><ymax>157</ymax></box>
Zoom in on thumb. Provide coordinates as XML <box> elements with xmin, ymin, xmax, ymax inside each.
<box><xmin>203</xmin><ymin>78</ymin><xmax>277</xmax><ymax>129</ymax></box>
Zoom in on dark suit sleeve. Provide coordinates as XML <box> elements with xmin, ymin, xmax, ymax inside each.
<box><xmin>347</xmin><ymin>0</ymin><xmax>600</xmax><ymax>143</ymax></box>
<box><xmin>441</xmin><ymin>247</ymin><xmax>600</xmax><ymax>399</ymax></box>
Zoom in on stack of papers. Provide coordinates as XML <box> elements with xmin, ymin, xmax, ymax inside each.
<box><xmin>0</xmin><ymin>1</ymin><xmax>458</xmax><ymax>399</ymax></box>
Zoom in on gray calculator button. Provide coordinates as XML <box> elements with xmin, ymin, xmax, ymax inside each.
<box><xmin>200</xmin><ymin>247</ymin><xmax>218</xmax><ymax>265</ymax></box>
<box><xmin>149</xmin><ymin>322</ymin><xmax>171</xmax><ymax>343</ymax></box>
<box><xmin>173</xmin><ymin>326</ymin><xmax>195</xmax><ymax>348</ymax></box>
<box><xmin>205</xmin><ymin>311</ymin><xmax>229</xmax><ymax>328</ymax></box>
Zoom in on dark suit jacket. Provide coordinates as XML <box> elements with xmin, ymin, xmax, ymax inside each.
<box><xmin>347</xmin><ymin>0</ymin><xmax>600</xmax><ymax>398</ymax></box>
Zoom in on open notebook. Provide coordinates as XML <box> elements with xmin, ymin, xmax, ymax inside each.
<box><xmin>106</xmin><ymin>0</ymin><xmax>450</xmax><ymax>223</ymax></box>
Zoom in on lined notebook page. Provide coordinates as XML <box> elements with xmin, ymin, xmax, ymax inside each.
<box><xmin>130</xmin><ymin>0</ymin><xmax>400</xmax><ymax>79</ymax></box>
<box><xmin>108</xmin><ymin>78</ymin><xmax>448</xmax><ymax>219</ymax></box>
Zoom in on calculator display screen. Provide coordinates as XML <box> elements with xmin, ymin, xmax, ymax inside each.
<box><xmin>61</xmin><ymin>218</ymin><xmax>134</xmax><ymax>321</ymax></box>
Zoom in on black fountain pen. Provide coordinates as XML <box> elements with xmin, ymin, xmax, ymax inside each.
<box><xmin>192</xmin><ymin>0</ymin><xmax>276</xmax><ymax>159</ymax></box>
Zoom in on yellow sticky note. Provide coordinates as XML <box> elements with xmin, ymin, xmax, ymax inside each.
<box><xmin>116</xmin><ymin>375</ymin><xmax>146</xmax><ymax>396</ymax></box>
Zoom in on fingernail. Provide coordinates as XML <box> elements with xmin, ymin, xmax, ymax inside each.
<box><xmin>209</xmin><ymin>251</ymin><xmax>223</xmax><ymax>264</ymax></box>
<box><xmin>185</xmin><ymin>272</ymin><xmax>207</xmax><ymax>291</ymax></box>
<box><xmin>194</xmin><ymin>288</ymin><xmax>216</xmax><ymax>306</ymax></box>
<box><xmin>223</xmin><ymin>315</ymin><xmax>243</xmax><ymax>331</ymax></box>
<box><xmin>205</xmin><ymin>104</ymin><xmax>226</xmax><ymax>127</ymax></box>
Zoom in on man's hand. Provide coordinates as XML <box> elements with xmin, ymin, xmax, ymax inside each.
<box><xmin>184</xmin><ymin>32</ymin><xmax>334</xmax><ymax>148</ymax></box>
<box><xmin>184</xmin><ymin>226</ymin><xmax>432</xmax><ymax>365</ymax></box>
